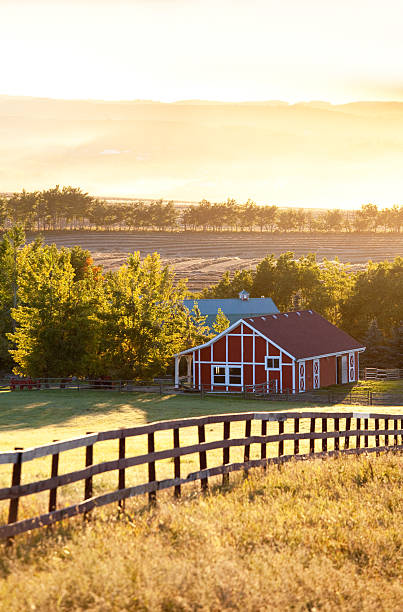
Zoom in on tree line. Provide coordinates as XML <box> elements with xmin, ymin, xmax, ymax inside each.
<box><xmin>201</xmin><ymin>252</ymin><xmax>403</xmax><ymax>369</ymax></box>
<box><xmin>0</xmin><ymin>228</ymin><xmax>228</xmax><ymax>379</ymax></box>
<box><xmin>1</xmin><ymin>187</ymin><xmax>403</xmax><ymax>232</ymax></box>
<box><xmin>0</xmin><ymin>228</ymin><xmax>401</xmax><ymax>379</ymax></box>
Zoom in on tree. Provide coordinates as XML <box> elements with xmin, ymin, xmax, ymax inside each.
<box><xmin>8</xmin><ymin>242</ymin><xmax>105</xmax><ymax>377</ymax></box>
<box><xmin>387</xmin><ymin>323</ymin><xmax>403</xmax><ymax>368</ymax></box>
<box><xmin>341</xmin><ymin>257</ymin><xmax>403</xmax><ymax>339</ymax></box>
<box><xmin>212</xmin><ymin>308</ymin><xmax>229</xmax><ymax>334</ymax></box>
<box><xmin>360</xmin><ymin>319</ymin><xmax>388</xmax><ymax>367</ymax></box>
<box><xmin>99</xmin><ymin>253</ymin><xmax>189</xmax><ymax>379</ymax></box>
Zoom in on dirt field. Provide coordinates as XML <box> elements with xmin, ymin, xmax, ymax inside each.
<box><xmin>25</xmin><ymin>231</ymin><xmax>403</xmax><ymax>291</ymax></box>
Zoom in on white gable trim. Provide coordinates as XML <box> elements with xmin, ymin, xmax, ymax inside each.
<box><xmin>295</xmin><ymin>347</ymin><xmax>366</xmax><ymax>362</ymax></box>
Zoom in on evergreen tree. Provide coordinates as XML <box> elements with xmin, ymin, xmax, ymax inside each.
<box><xmin>212</xmin><ymin>308</ymin><xmax>230</xmax><ymax>335</ymax></box>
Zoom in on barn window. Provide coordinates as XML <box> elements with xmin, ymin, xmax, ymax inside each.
<box><xmin>212</xmin><ymin>365</ymin><xmax>242</xmax><ymax>386</ymax></box>
<box><xmin>228</xmin><ymin>367</ymin><xmax>242</xmax><ymax>385</ymax></box>
<box><xmin>213</xmin><ymin>366</ymin><xmax>226</xmax><ymax>384</ymax></box>
<box><xmin>265</xmin><ymin>356</ymin><xmax>280</xmax><ymax>370</ymax></box>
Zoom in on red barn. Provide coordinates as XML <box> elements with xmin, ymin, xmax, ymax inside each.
<box><xmin>174</xmin><ymin>310</ymin><xmax>365</xmax><ymax>393</ymax></box>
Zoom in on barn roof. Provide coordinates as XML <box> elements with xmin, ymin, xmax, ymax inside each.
<box><xmin>183</xmin><ymin>297</ymin><xmax>279</xmax><ymax>329</ymax></box>
<box><xmin>246</xmin><ymin>310</ymin><xmax>365</xmax><ymax>359</ymax></box>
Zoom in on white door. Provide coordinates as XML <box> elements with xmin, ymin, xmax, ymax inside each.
<box><xmin>341</xmin><ymin>355</ymin><xmax>348</xmax><ymax>384</ymax></box>
<box><xmin>348</xmin><ymin>352</ymin><xmax>356</xmax><ymax>382</ymax></box>
<box><xmin>313</xmin><ymin>359</ymin><xmax>320</xmax><ymax>389</ymax></box>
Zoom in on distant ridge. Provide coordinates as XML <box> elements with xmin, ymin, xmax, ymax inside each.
<box><xmin>0</xmin><ymin>96</ymin><xmax>402</xmax><ymax>208</ymax></box>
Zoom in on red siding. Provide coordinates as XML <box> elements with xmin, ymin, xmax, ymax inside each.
<box><xmin>200</xmin><ymin>363</ymin><xmax>210</xmax><ymax>387</ymax></box>
<box><xmin>244</xmin><ymin>364</ymin><xmax>253</xmax><ymax>386</ymax></box>
<box><xmin>282</xmin><ymin>364</ymin><xmax>293</xmax><ymax>392</ymax></box>
<box><xmin>255</xmin><ymin>365</ymin><xmax>266</xmax><ymax>386</ymax></box>
<box><xmin>200</xmin><ymin>346</ymin><xmax>210</xmax><ymax>362</ymax></box>
<box><xmin>268</xmin><ymin>343</ymin><xmax>280</xmax><ymax>356</ymax></box>
<box><xmin>255</xmin><ymin>336</ymin><xmax>266</xmax><ymax>362</ymax></box>
<box><xmin>243</xmin><ymin>324</ymin><xmax>253</xmax><ymax>334</ymax></box>
<box><xmin>244</xmin><ymin>336</ymin><xmax>254</xmax><ymax>362</ymax></box>
<box><xmin>231</xmin><ymin>324</ymin><xmax>242</xmax><ymax>335</ymax></box>
<box><xmin>213</xmin><ymin>337</ymin><xmax>226</xmax><ymax>362</ymax></box>
<box><xmin>228</xmin><ymin>335</ymin><xmax>241</xmax><ymax>362</ymax></box>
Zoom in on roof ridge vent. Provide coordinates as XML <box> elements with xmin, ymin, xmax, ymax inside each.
<box><xmin>309</xmin><ymin>310</ymin><xmax>313</xmax><ymax>314</ymax></box>
<box><xmin>284</xmin><ymin>313</ymin><xmax>288</xmax><ymax>317</ymax></box>
<box><xmin>272</xmin><ymin>315</ymin><xmax>277</xmax><ymax>319</ymax></box>
<box><xmin>296</xmin><ymin>311</ymin><xmax>301</xmax><ymax>316</ymax></box>
<box><xmin>261</xmin><ymin>316</ymin><xmax>266</xmax><ymax>320</ymax></box>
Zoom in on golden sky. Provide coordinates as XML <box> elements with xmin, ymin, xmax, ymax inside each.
<box><xmin>1</xmin><ymin>0</ymin><xmax>403</xmax><ymax>103</ymax></box>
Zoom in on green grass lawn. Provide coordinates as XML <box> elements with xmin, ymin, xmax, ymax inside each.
<box><xmin>0</xmin><ymin>390</ymin><xmax>401</xmax><ymax>527</ymax></box>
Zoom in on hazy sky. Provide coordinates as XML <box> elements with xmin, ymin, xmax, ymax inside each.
<box><xmin>1</xmin><ymin>0</ymin><xmax>403</xmax><ymax>102</ymax></box>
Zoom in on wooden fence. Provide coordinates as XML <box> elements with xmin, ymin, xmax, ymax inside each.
<box><xmin>2</xmin><ymin>378</ymin><xmax>402</xmax><ymax>405</ymax></box>
<box><xmin>364</xmin><ymin>368</ymin><xmax>403</xmax><ymax>380</ymax></box>
<box><xmin>0</xmin><ymin>410</ymin><xmax>402</xmax><ymax>541</ymax></box>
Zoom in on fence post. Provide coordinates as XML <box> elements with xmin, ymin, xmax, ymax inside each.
<box><xmin>334</xmin><ymin>418</ymin><xmax>340</xmax><ymax>452</ymax></box>
<box><xmin>261</xmin><ymin>419</ymin><xmax>267</xmax><ymax>468</ymax></box>
<box><xmin>48</xmin><ymin>441</ymin><xmax>59</xmax><ymax>514</ymax></box>
<box><xmin>278</xmin><ymin>419</ymin><xmax>284</xmax><ymax>458</ymax></box>
<box><xmin>198</xmin><ymin>424</ymin><xmax>208</xmax><ymax>491</ymax></box>
<box><xmin>364</xmin><ymin>418</ymin><xmax>369</xmax><ymax>449</ymax></box>
<box><xmin>173</xmin><ymin>428</ymin><xmax>181</xmax><ymax>498</ymax></box>
<box><xmin>243</xmin><ymin>418</ymin><xmax>252</xmax><ymax>477</ymax></box>
<box><xmin>375</xmin><ymin>418</ymin><xmax>380</xmax><ymax>452</ymax></box>
<box><xmin>356</xmin><ymin>418</ymin><xmax>361</xmax><ymax>449</ymax></box>
<box><xmin>321</xmin><ymin>418</ymin><xmax>327</xmax><ymax>452</ymax></box>
<box><xmin>7</xmin><ymin>448</ymin><xmax>23</xmax><ymax>542</ymax></box>
<box><xmin>148</xmin><ymin>432</ymin><xmax>157</xmax><ymax>505</ymax></box>
<box><xmin>118</xmin><ymin>433</ymin><xmax>126</xmax><ymax>509</ymax></box>
<box><xmin>344</xmin><ymin>417</ymin><xmax>351</xmax><ymax>450</ymax></box>
<box><xmin>384</xmin><ymin>418</ymin><xmax>389</xmax><ymax>447</ymax></box>
<box><xmin>294</xmin><ymin>418</ymin><xmax>299</xmax><ymax>455</ymax></box>
<box><xmin>310</xmin><ymin>418</ymin><xmax>316</xmax><ymax>454</ymax></box>
<box><xmin>84</xmin><ymin>433</ymin><xmax>94</xmax><ymax>519</ymax></box>
<box><xmin>223</xmin><ymin>421</ymin><xmax>230</xmax><ymax>485</ymax></box>
<box><xmin>394</xmin><ymin>419</ymin><xmax>398</xmax><ymax>447</ymax></box>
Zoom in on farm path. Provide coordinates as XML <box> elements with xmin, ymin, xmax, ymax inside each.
<box><xmin>25</xmin><ymin>231</ymin><xmax>403</xmax><ymax>291</ymax></box>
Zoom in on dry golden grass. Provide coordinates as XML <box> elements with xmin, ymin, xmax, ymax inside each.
<box><xmin>0</xmin><ymin>452</ymin><xmax>402</xmax><ymax>611</ymax></box>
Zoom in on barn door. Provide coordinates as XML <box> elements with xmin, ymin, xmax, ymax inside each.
<box><xmin>313</xmin><ymin>359</ymin><xmax>320</xmax><ymax>389</ymax></box>
<box><xmin>348</xmin><ymin>352</ymin><xmax>355</xmax><ymax>382</ymax></box>
<box><xmin>298</xmin><ymin>362</ymin><xmax>305</xmax><ymax>392</ymax></box>
<box><xmin>341</xmin><ymin>356</ymin><xmax>348</xmax><ymax>384</ymax></box>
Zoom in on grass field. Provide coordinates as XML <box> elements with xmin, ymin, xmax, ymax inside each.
<box><xmin>0</xmin><ymin>390</ymin><xmax>401</xmax><ymax>528</ymax></box>
<box><xmin>0</xmin><ymin>452</ymin><xmax>402</xmax><ymax>611</ymax></box>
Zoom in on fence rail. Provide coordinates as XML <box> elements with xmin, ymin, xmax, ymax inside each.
<box><xmin>364</xmin><ymin>368</ymin><xmax>403</xmax><ymax>380</ymax></box>
<box><xmin>0</xmin><ymin>410</ymin><xmax>402</xmax><ymax>541</ymax></box>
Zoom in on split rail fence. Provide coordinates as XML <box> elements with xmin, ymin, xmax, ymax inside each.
<box><xmin>1</xmin><ymin>410</ymin><xmax>402</xmax><ymax>541</ymax></box>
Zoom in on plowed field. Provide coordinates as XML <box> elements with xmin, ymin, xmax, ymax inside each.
<box><xmin>26</xmin><ymin>231</ymin><xmax>403</xmax><ymax>291</ymax></box>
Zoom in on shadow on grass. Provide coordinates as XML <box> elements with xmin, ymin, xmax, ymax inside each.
<box><xmin>0</xmin><ymin>390</ymin><xmax>315</xmax><ymax>432</ymax></box>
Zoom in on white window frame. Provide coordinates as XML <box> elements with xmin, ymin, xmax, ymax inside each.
<box><xmin>211</xmin><ymin>364</ymin><xmax>243</xmax><ymax>387</ymax></box>
<box><xmin>265</xmin><ymin>356</ymin><xmax>281</xmax><ymax>370</ymax></box>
